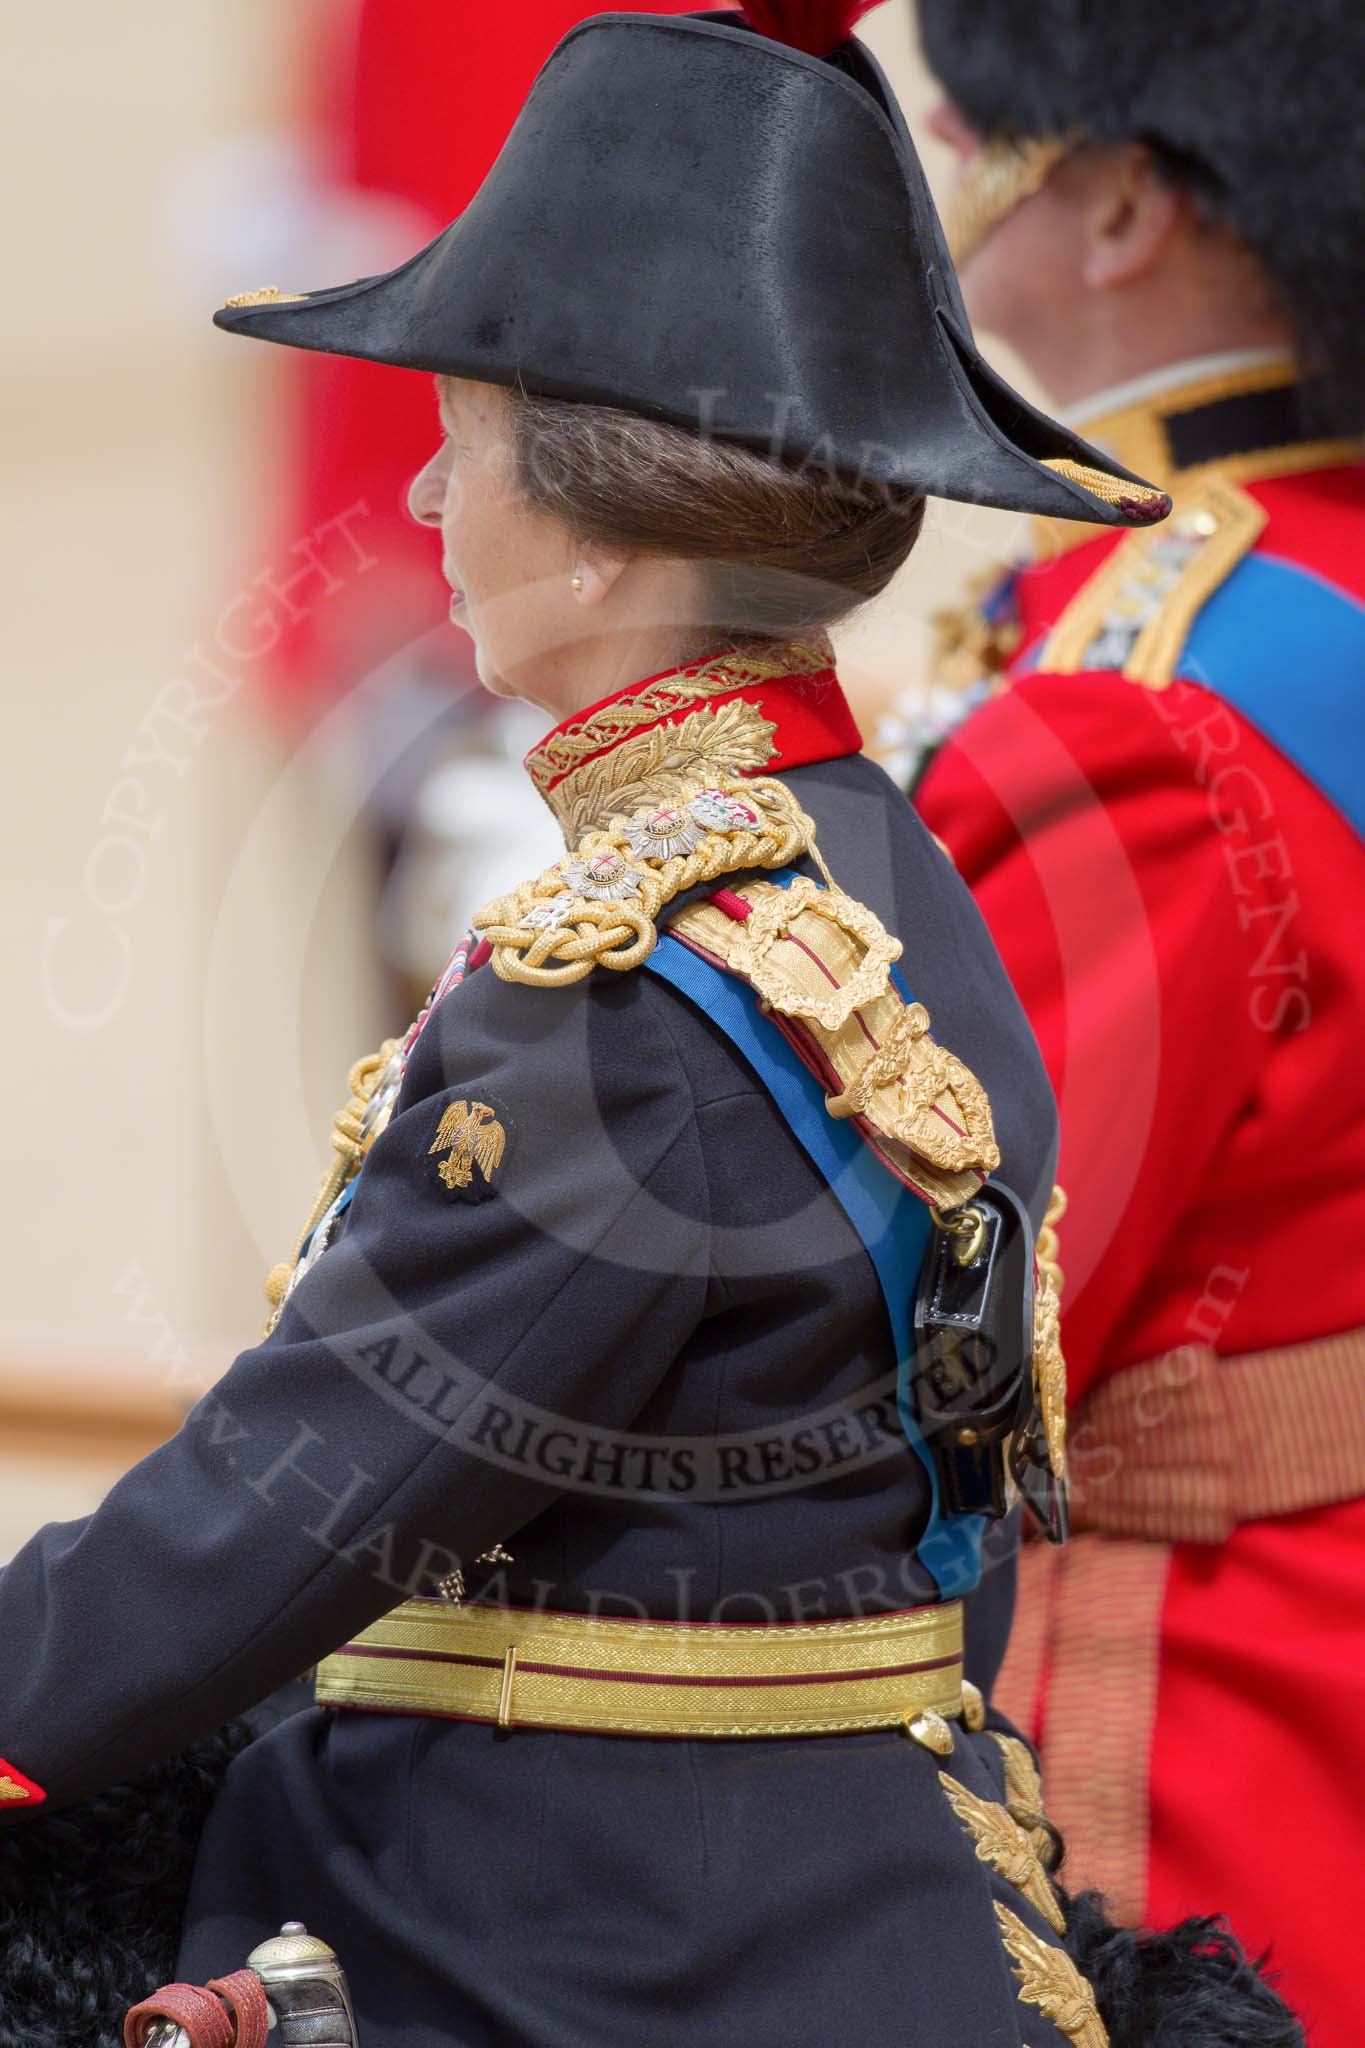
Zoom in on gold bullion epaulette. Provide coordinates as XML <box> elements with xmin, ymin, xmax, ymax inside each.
<box><xmin>1037</xmin><ymin>476</ymin><xmax>1267</xmax><ymax>688</ymax></box>
<box><xmin>669</xmin><ymin>876</ymin><xmax>999</xmax><ymax>1211</ymax></box>
<box><xmin>472</xmin><ymin>777</ymin><xmax>813</xmax><ymax>987</ymax></box>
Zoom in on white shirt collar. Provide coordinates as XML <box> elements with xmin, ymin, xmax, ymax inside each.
<box><xmin>1061</xmin><ymin>349</ymin><xmax>1293</xmax><ymax>432</ymax></box>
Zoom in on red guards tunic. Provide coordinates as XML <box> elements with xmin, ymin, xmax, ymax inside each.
<box><xmin>913</xmin><ymin>357</ymin><xmax>1365</xmax><ymax>2046</ymax></box>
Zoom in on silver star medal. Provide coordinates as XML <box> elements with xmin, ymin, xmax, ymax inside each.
<box><xmin>624</xmin><ymin>803</ymin><xmax>707</xmax><ymax>861</ymax></box>
<box><xmin>560</xmin><ymin>849</ymin><xmax>646</xmax><ymax>902</ymax></box>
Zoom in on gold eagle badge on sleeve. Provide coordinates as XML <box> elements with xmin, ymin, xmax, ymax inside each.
<box><xmin>429</xmin><ymin>1100</ymin><xmax>507</xmax><ymax>1195</ymax></box>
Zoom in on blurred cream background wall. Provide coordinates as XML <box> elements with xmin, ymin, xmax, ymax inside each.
<box><xmin>0</xmin><ymin>3</ymin><xmax>1029</xmax><ymax>1553</ymax></box>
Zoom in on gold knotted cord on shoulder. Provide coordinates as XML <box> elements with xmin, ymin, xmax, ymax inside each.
<box><xmin>473</xmin><ymin>775</ymin><xmax>813</xmax><ymax>988</ymax></box>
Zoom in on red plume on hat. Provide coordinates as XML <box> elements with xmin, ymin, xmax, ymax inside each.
<box><xmin>739</xmin><ymin>2</ymin><xmax>886</xmax><ymax>57</ymax></box>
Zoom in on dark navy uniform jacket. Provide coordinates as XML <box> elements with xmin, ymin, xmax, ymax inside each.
<box><xmin>0</xmin><ymin>666</ymin><xmax>1071</xmax><ymax>2046</ymax></box>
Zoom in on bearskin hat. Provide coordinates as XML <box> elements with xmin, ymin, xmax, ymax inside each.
<box><xmin>917</xmin><ymin>0</ymin><xmax>1365</xmax><ymax>432</ymax></box>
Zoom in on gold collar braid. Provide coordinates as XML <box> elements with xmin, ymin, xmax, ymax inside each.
<box><xmin>525</xmin><ymin>639</ymin><xmax>835</xmax><ymax>845</ymax></box>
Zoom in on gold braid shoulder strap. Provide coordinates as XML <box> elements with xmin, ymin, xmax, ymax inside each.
<box><xmin>666</xmin><ymin>872</ymin><xmax>1000</xmax><ymax>1212</ymax></box>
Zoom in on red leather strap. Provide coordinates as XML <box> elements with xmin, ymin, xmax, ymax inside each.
<box><xmin>208</xmin><ymin>1972</ymin><xmax>271</xmax><ymax>2048</ymax></box>
<box><xmin>124</xmin><ymin>1982</ymin><xmax>234</xmax><ymax>2048</ymax></box>
<box><xmin>124</xmin><ymin>1970</ymin><xmax>270</xmax><ymax>2048</ymax></box>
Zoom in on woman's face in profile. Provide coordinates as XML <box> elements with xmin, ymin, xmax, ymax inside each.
<box><xmin>408</xmin><ymin>376</ymin><xmax>579</xmax><ymax>709</ymax></box>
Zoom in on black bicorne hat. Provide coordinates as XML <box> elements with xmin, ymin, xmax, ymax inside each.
<box><xmin>214</xmin><ymin>4</ymin><xmax>1170</xmax><ymax>528</ymax></box>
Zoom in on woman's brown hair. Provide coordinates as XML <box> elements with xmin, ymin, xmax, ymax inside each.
<box><xmin>503</xmin><ymin>386</ymin><xmax>926</xmax><ymax>643</ymax></box>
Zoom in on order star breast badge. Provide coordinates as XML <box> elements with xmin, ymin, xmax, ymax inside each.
<box><xmin>0</xmin><ymin>1757</ymin><xmax>47</xmax><ymax>1807</ymax></box>
<box><xmin>429</xmin><ymin>1099</ymin><xmax>508</xmax><ymax>1200</ymax></box>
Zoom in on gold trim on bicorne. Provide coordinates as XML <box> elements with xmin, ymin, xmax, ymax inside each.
<box><xmin>1041</xmin><ymin>457</ymin><xmax>1168</xmax><ymax>518</ymax></box>
<box><xmin>527</xmin><ymin>639</ymin><xmax>834</xmax><ymax>843</ymax></box>
<box><xmin>944</xmin><ymin>134</ymin><xmax>1075</xmax><ymax>268</ymax></box>
<box><xmin>996</xmin><ymin>1903</ymin><xmax>1110</xmax><ymax>2047</ymax></box>
<box><xmin>670</xmin><ymin>877</ymin><xmax>998</xmax><ymax>1209</ymax></box>
<box><xmin>316</xmin><ymin>1598</ymin><xmax>965</xmax><ymax>1738</ymax></box>
<box><xmin>1038</xmin><ymin>476</ymin><xmax>1268</xmax><ymax>688</ymax></box>
<box><xmin>0</xmin><ymin>1776</ymin><xmax>32</xmax><ymax>1802</ymax></box>
<box><xmin>222</xmin><ymin>285</ymin><xmax>309</xmax><ymax>308</ymax></box>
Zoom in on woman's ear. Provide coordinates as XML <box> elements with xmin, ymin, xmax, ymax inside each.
<box><xmin>569</xmin><ymin>546</ymin><xmax>630</xmax><ymax>608</ymax></box>
<box><xmin>1080</xmin><ymin>143</ymin><xmax>1184</xmax><ymax>291</ymax></box>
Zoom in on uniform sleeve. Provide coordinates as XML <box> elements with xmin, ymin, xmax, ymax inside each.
<box><xmin>0</xmin><ymin>969</ymin><xmax>709</xmax><ymax>1809</ymax></box>
<box><xmin>915</xmin><ymin>671</ymin><xmax>1272</xmax><ymax>1399</ymax></box>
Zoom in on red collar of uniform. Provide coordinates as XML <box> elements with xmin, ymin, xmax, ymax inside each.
<box><xmin>525</xmin><ymin>637</ymin><xmax>863</xmax><ymax>843</ymax></box>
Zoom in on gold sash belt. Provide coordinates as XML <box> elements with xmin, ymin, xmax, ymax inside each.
<box><xmin>996</xmin><ymin>1323</ymin><xmax>1365</xmax><ymax>1923</ymax></box>
<box><xmin>1071</xmin><ymin>1323</ymin><xmax>1365</xmax><ymax>1542</ymax></box>
<box><xmin>315</xmin><ymin>1597</ymin><xmax>966</xmax><ymax>1739</ymax></box>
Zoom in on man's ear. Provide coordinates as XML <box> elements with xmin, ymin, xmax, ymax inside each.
<box><xmin>1081</xmin><ymin>143</ymin><xmax>1185</xmax><ymax>291</ymax></box>
<box><xmin>570</xmin><ymin>546</ymin><xmax>630</xmax><ymax>608</ymax></box>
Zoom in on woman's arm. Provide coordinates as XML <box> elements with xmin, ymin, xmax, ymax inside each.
<box><xmin>0</xmin><ymin>968</ymin><xmax>708</xmax><ymax>1809</ymax></box>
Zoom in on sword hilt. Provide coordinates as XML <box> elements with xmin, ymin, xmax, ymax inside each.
<box><xmin>247</xmin><ymin>1924</ymin><xmax>359</xmax><ymax>2048</ymax></box>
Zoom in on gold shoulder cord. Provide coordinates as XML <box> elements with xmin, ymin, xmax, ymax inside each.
<box><xmin>262</xmin><ymin>1039</ymin><xmax>401</xmax><ymax>1335</ymax></box>
<box><xmin>473</xmin><ymin>774</ymin><xmax>811</xmax><ymax>987</ymax></box>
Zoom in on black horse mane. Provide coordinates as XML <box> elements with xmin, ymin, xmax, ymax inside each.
<box><xmin>0</xmin><ymin>1725</ymin><xmax>253</xmax><ymax>2048</ymax></box>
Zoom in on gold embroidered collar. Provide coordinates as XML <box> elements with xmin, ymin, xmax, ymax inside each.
<box><xmin>524</xmin><ymin>638</ymin><xmax>861</xmax><ymax>845</ymax></box>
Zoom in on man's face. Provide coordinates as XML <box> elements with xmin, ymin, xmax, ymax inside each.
<box><xmin>927</xmin><ymin>98</ymin><xmax>1090</xmax><ymax>379</ymax></box>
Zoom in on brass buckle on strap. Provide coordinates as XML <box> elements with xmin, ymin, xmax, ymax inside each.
<box><xmin>732</xmin><ymin>876</ymin><xmax>901</xmax><ymax>1030</ymax></box>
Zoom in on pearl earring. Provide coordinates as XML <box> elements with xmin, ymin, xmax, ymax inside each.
<box><xmin>571</xmin><ymin>572</ymin><xmax>585</xmax><ymax>593</ymax></box>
